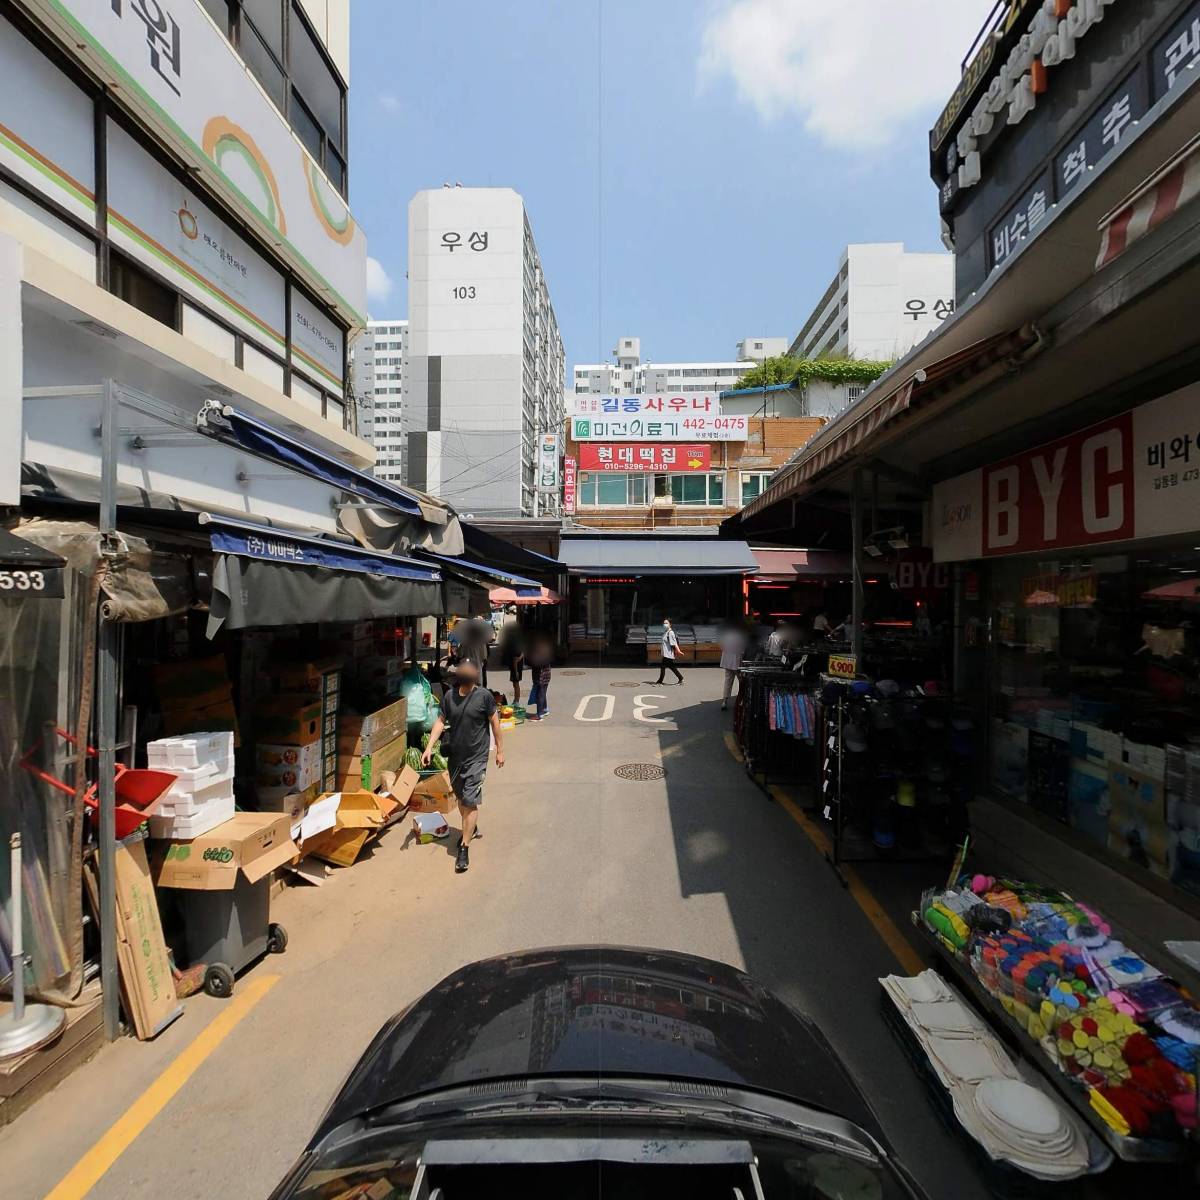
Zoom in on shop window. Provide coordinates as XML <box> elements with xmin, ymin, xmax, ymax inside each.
<box><xmin>243</xmin><ymin>0</ymin><xmax>284</xmax><ymax>56</ymax></box>
<box><xmin>597</xmin><ymin>475</ymin><xmax>628</xmax><ymax>506</ymax></box>
<box><xmin>741</xmin><ymin>472</ymin><xmax>771</xmax><ymax>503</ymax></box>
<box><xmin>199</xmin><ymin>0</ymin><xmax>232</xmax><ymax>33</ymax></box>
<box><xmin>109</xmin><ymin>252</ymin><xmax>176</xmax><ymax>328</ymax></box>
<box><xmin>579</xmin><ymin>473</ymin><xmax>596</xmax><ymax>505</ymax></box>
<box><xmin>289</xmin><ymin>90</ymin><xmax>324</xmax><ymax>163</ymax></box>
<box><xmin>289</xmin><ymin>2</ymin><xmax>344</xmax><ymax>151</ymax></box>
<box><xmin>243</xmin><ymin>343</ymin><xmax>285</xmax><ymax>391</ymax></box>
<box><xmin>182</xmin><ymin>303</ymin><xmax>236</xmax><ymax>364</ymax></box>
<box><xmin>709</xmin><ymin>474</ymin><xmax>724</xmax><ymax>504</ymax></box>
<box><xmin>240</xmin><ymin>20</ymin><xmax>287</xmax><ymax>111</ymax></box>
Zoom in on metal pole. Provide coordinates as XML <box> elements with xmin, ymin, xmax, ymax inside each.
<box><xmin>11</xmin><ymin>834</ymin><xmax>24</xmax><ymax>1021</ymax></box>
<box><xmin>850</xmin><ymin>469</ymin><xmax>865</xmax><ymax>664</ymax></box>
<box><xmin>98</xmin><ymin>380</ymin><xmax>120</xmax><ymax>1041</ymax></box>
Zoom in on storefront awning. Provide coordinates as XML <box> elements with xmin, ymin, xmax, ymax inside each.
<box><xmin>750</xmin><ymin>548</ymin><xmax>851</xmax><ymax>581</ymax></box>
<box><xmin>0</xmin><ymin>525</ymin><xmax>66</xmax><ymax>569</ymax></box>
<box><xmin>197</xmin><ymin>404</ymin><xmax>425</xmax><ymax>518</ymax></box>
<box><xmin>559</xmin><ymin>536</ymin><xmax>758</xmax><ymax>577</ymax></box>
<box><xmin>417</xmin><ymin>550</ymin><xmax>544</xmax><ymax>596</ymax></box>
<box><xmin>461</xmin><ymin>523</ymin><xmax>564</xmax><ymax>579</ymax></box>
<box><xmin>202</xmin><ymin>514</ymin><xmax>442</xmax><ymax>634</ymax></box>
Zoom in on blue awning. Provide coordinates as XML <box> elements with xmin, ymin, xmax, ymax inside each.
<box><xmin>417</xmin><ymin>550</ymin><xmax>543</xmax><ymax>593</ymax></box>
<box><xmin>199</xmin><ymin>405</ymin><xmax>425</xmax><ymax>517</ymax></box>
<box><xmin>200</xmin><ymin>514</ymin><xmax>440</xmax><ymax>582</ymax></box>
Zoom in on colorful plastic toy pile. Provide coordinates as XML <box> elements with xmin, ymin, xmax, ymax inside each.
<box><xmin>922</xmin><ymin>875</ymin><xmax>1199</xmax><ymax>1141</ymax></box>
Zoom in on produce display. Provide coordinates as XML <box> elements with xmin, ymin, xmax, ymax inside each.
<box><xmin>414</xmin><ymin>733</ymin><xmax>448</xmax><ymax>773</ymax></box>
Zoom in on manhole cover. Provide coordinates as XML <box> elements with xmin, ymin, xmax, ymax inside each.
<box><xmin>614</xmin><ymin>763</ymin><xmax>667</xmax><ymax>781</ymax></box>
<box><xmin>562</xmin><ymin>670</ymin><xmax>587</xmax><ymax>676</ymax></box>
<box><xmin>610</xmin><ymin>682</ymin><xmax>640</xmax><ymax>688</ymax></box>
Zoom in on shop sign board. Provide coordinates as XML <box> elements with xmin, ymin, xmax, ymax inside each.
<box><xmin>1021</xmin><ymin>571</ymin><xmax>1097</xmax><ymax>607</ymax></box>
<box><xmin>0</xmin><ymin>565</ymin><xmax>65</xmax><ymax>598</ymax></box>
<box><xmin>893</xmin><ymin>549</ymin><xmax>951</xmax><ymax>596</ymax></box>
<box><xmin>827</xmin><ymin>653</ymin><xmax>858</xmax><ymax>680</ymax></box>
<box><xmin>571</xmin><ymin>416</ymin><xmax>747</xmax><ymax>443</ymax></box>
<box><xmin>537</xmin><ymin>432</ymin><xmax>560</xmax><ymax>492</ymax></box>
<box><xmin>562</xmin><ymin>456</ymin><xmax>577</xmax><ymax>513</ymax></box>
<box><xmin>33</xmin><ymin>0</ymin><xmax>368</xmax><ymax>324</ymax></box>
<box><xmin>579</xmin><ymin>444</ymin><xmax>712</xmax><ymax>473</ymax></box>
<box><xmin>932</xmin><ymin>382</ymin><xmax>1200</xmax><ymax>561</ymax></box>
<box><xmin>290</xmin><ymin>288</ymin><xmax>345</xmax><ymax>394</ymax></box>
<box><xmin>107</xmin><ymin>119</ymin><xmax>287</xmax><ymax>353</ymax></box>
<box><xmin>571</xmin><ymin>395</ymin><xmax>719</xmax><ymax>416</ymax></box>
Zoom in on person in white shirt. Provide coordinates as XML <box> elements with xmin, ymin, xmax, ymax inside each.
<box><xmin>655</xmin><ymin>618</ymin><xmax>685</xmax><ymax>685</ymax></box>
<box><xmin>718</xmin><ymin>622</ymin><xmax>748</xmax><ymax>711</ymax></box>
<box><xmin>812</xmin><ymin>609</ymin><xmax>831</xmax><ymax>636</ymax></box>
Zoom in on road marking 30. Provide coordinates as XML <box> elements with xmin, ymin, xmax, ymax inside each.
<box><xmin>573</xmin><ymin>693</ymin><xmax>616</xmax><ymax>722</ymax></box>
<box><xmin>633</xmin><ymin>694</ymin><xmax>668</xmax><ymax>724</ymax></box>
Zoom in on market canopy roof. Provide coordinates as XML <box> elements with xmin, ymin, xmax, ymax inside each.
<box><xmin>559</xmin><ymin>535</ymin><xmax>758</xmax><ymax>577</ymax></box>
<box><xmin>0</xmin><ymin>525</ymin><xmax>66</xmax><ymax>569</ymax></box>
<box><xmin>750</xmin><ymin>548</ymin><xmax>851</xmax><ymax>581</ymax></box>
<box><xmin>198</xmin><ymin>403</ymin><xmax>426</xmax><ymax>518</ymax></box>
<box><xmin>202</xmin><ymin>514</ymin><xmax>443</xmax><ymax>634</ymax></box>
<box><xmin>417</xmin><ymin>550</ymin><xmax>543</xmax><ymax>596</ymax></box>
<box><xmin>489</xmin><ymin>585</ymin><xmax>560</xmax><ymax>606</ymax></box>
<box><xmin>461</xmin><ymin>523</ymin><xmax>563</xmax><ymax>580</ymax></box>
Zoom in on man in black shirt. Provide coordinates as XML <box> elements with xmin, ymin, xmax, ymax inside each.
<box><xmin>422</xmin><ymin>660</ymin><xmax>505</xmax><ymax>873</ymax></box>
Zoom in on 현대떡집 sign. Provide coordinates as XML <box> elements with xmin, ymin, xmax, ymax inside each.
<box><xmin>579</xmin><ymin>444</ymin><xmax>712</xmax><ymax>473</ymax></box>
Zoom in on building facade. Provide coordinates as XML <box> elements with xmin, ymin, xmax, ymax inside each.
<box><xmin>788</xmin><ymin>243</ymin><xmax>955</xmax><ymax>362</ymax></box>
<box><xmin>564</xmin><ymin>416</ymin><xmax>824</xmax><ymax>531</ymax></box>
<box><xmin>2</xmin><ymin>0</ymin><xmax>370</xmax><ymax>530</ymax></box>
<box><xmin>572</xmin><ymin>337</ymin><xmax>771</xmax><ymax>397</ymax></box>
<box><xmin>405</xmin><ymin>187</ymin><xmax>565</xmax><ymax>518</ymax></box>
<box><xmin>353</xmin><ymin>318</ymin><xmax>407</xmax><ymax>481</ymax></box>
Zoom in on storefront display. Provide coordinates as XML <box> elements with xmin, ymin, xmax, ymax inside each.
<box><xmin>919</xmin><ymin>874</ymin><xmax>1199</xmax><ymax>1157</ymax></box>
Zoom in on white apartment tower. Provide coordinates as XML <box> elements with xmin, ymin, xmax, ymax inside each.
<box><xmin>789</xmin><ymin>244</ymin><xmax>955</xmax><ymax>362</ymax></box>
<box><xmin>406</xmin><ymin>187</ymin><xmax>565</xmax><ymax>517</ymax></box>
<box><xmin>354</xmin><ymin>319</ymin><xmax>408</xmax><ymax>481</ymax></box>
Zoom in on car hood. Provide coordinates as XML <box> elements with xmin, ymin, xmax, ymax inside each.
<box><xmin>315</xmin><ymin>946</ymin><xmax>880</xmax><ymax>1142</ymax></box>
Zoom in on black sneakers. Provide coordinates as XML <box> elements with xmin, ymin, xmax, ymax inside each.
<box><xmin>455</xmin><ymin>842</ymin><xmax>470</xmax><ymax>873</ymax></box>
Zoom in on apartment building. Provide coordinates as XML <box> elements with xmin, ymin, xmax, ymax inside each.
<box><xmin>353</xmin><ymin>318</ymin><xmax>407</xmax><ymax>481</ymax></box>
<box><xmin>789</xmin><ymin>243</ymin><xmax>955</xmax><ymax>362</ymax></box>
<box><xmin>405</xmin><ymin>186</ymin><xmax>565</xmax><ymax>517</ymax></box>
<box><xmin>2</xmin><ymin>0</ymin><xmax>370</xmax><ymax>531</ymax></box>
<box><xmin>571</xmin><ymin>337</ymin><xmax>772</xmax><ymax>398</ymax></box>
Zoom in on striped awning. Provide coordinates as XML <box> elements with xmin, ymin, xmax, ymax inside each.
<box><xmin>1096</xmin><ymin>137</ymin><xmax>1200</xmax><ymax>270</ymax></box>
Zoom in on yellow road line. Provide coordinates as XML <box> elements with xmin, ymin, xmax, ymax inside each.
<box><xmin>723</xmin><ymin>731</ymin><xmax>745</xmax><ymax>764</ymax></box>
<box><xmin>767</xmin><ymin>783</ymin><xmax>926</xmax><ymax>977</ymax></box>
<box><xmin>45</xmin><ymin>974</ymin><xmax>279</xmax><ymax>1200</ymax></box>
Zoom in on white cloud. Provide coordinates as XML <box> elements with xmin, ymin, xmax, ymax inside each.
<box><xmin>378</xmin><ymin>92</ymin><xmax>400</xmax><ymax>112</ymax></box>
<box><xmin>366</xmin><ymin>256</ymin><xmax>394</xmax><ymax>303</ymax></box>
<box><xmin>698</xmin><ymin>0</ymin><xmax>997</xmax><ymax>150</ymax></box>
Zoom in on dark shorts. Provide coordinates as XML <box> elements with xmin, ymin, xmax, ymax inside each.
<box><xmin>450</xmin><ymin>761</ymin><xmax>487</xmax><ymax>808</ymax></box>
<box><xmin>507</xmin><ymin>661</ymin><xmax>524</xmax><ymax>683</ymax></box>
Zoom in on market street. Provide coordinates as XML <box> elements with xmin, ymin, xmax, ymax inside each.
<box><xmin>3</xmin><ymin>664</ymin><xmax>988</xmax><ymax>1200</ymax></box>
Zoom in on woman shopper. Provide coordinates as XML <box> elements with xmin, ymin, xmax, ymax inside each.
<box><xmin>655</xmin><ymin>618</ymin><xmax>685</xmax><ymax>685</ymax></box>
<box><xmin>499</xmin><ymin>611</ymin><xmax>525</xmax><ymax>704</ymax></box>
<box><xmin>526</xmin><ymin>631</ymin><xmax>553</xmax><ymax>721</ymax></box>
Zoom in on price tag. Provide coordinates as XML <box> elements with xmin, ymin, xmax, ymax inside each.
<box><xmin>827</xmin><ymin>653</ymin><xmax>858</xmax><ymax>679</ymax></box>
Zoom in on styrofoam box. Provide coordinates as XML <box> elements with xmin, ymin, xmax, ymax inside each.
<box><xmin>158</xmin><ymin>776</ymin><xmax>235</xmax><ymax>816</ymax></box>
<box><xmin>149</xmin><ymin>794</ymin><xmax>235</xmax><ymax>840</ymax></box>
<box><xmin>147</xmin><ymin>731</ymin><xmax>234</xmax><ymax>772</ymax></box>
<box><xmin>159</xmin><ymin>760</ymin><xmax>236</xmax><ymax>792</ymax></box>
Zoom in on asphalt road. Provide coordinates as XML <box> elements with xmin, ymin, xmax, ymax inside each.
<box><xmin>4</xmin><ymin>664</ymin><xmax>989</xmax><ymax>1199</ymax></box>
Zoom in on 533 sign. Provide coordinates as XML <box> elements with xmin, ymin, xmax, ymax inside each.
<box><xmin>0</xmin><ymin>567</ymin><xmax>64</xmax><ymax>598</ymax></box>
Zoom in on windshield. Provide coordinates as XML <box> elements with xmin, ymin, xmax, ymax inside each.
<box><xmin>17</xmin><ymin>4</ymin><xmax>1197</xmax><ymax>1200</ymax></box>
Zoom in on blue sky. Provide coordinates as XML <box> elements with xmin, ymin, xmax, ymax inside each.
<box><xmin>349</xmin><ymin>0</ymin><xmax>994</xmax><ymax>367</ymax></box>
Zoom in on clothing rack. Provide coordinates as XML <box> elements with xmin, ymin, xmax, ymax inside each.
<box><xmin>734</xmin><ymin>665</ymin><xmax>818</xmax><ymax>797</ymax></box>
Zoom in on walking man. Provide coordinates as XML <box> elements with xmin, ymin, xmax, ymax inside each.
<box><xmin>422</xmin><ymin>659</ymin><xmax>504</xmax><ymax>873</ymax></box>
<box><xmin>655</xmin><ymin>618</ymin><xmax>685</xmax><ymax>685</ymax></box>
<box><xmin>718</xmin><ymin>621</ymin><xmax>748</xmax><ymax>711</ymax></box>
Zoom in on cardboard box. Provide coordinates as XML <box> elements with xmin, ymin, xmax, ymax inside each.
<box><xmin>155</xmin><ymin>812</ymin><xmax>298</xmax><ymax>891</ymax></box>
<box><xmin>300</xmin><ymin>791</ymin><xmax>398</xmax><ymax>866</ymax></box>
<box><xmin>383</xmin><ymin>764</ymin><xmax>421</xmax><ymax>808</ymax></box>
<box><xmin>339</xmin><ymin>696</ymin><xmax>408</xmax><ymax>755</ymax></box>
<box><xmin>256</xmin><ymin>741</ymin><xmax>321</xmax><ymax>790</ymax></box>
<box><xmin>407</xmin><ymin>769</ymin><xmax>458</xmax><ymax>815</ymax></box>
<box><xmin>336</xmin><ymin>733</ymin><xmax>408</xmax><ymax>792</ymax></box>
<box><xmin>255</xmin><ymin>780</ymin><xmax>320</xmax><ymax>821</ymax></box>
<box><xmin>112</xmin><ymin>838</ymin><xmax>182</xmax><ymax>1040</ymax></box>
<box><xmin>161</xmin><ymin>697</ymin><xmax>241</xmax><ymax>746</ymax></box>
<box><xmin>263</xmin><ymin>656</ymin><xmax>341</xmax><ymax>693</ymax></box>
<box><xmin>254</xmin><ymin>694</ymin><xmax>322</xmax><ymax>745</ymax></box>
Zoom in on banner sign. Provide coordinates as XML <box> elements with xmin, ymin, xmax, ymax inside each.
<box><xmin>562</xmin><ymin>456</ymin><xmax>577</xmax><ymax>513</ymax></box>
<box><xmin>37</xmin><ymin>0</ymin><xmax>367</xmax><ymax>324</ymax></box>
<box><xmin>579</xmin><ymin>444</ymin><xmax>712</xmax><ymax>473</ymax></box>
<box><xmin>0</xmin><ymin>565</ymin><xmax>64</xmax><ymax>598</ymax></box>
<box><xmin>571</xmin><ymin>416</ymin><xmax>746</xmax><ymax>443</ymax></box>
<box><xmin>571</xmin><ymin>395</ymin><xmax>719</xmax><ymax>416</ymax></box>
<box><xmin>290</xmin><ymin>288</ymin><xmax>345</xmax><ymax>393</ymax></box>
<box><xmin>107</xmin><ymin>118</ymin><xmax>287</xmax><ymax>352</ymax></box>
<box><xmin>210</xmin><ymin>528</ymin><xmax>435</xmax><ymax>580</ymax></box>
<box><xmin>537</xmin><ymin>432</ymin><xmax>560</xmax><ymax>492</ymax></box>
<box><xmin>932</xmin><ymin>382</ymin><xmax>1200</xmax><ymax>561</ymax></box>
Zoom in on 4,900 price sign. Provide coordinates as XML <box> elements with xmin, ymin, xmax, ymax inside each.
<box><xmin>826</xmin><ymin>654</ymin><xmax>858</xmax><ymax>680</ymax></box>
<box><xmin>0</xmin><ymin>567</ymin><xmax>64</xmax><ymax>598</ymax></box>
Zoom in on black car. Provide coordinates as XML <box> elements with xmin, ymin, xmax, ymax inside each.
<box><xmin>270</xmin><ymin>946</ymin><xmax>927</xmax><ymax>1199</ymax></box>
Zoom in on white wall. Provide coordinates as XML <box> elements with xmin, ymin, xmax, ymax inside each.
<box><xmin>846</xmin><ymin>245</ymin><xmax>954</xmax><ymax>360</ymax></box>
<box><xmin>298</xmin><ymin>0</ymin><xmax>350</xmax><ymax>83</ymax></box>
<box><xmin>0</xmin><ymin>234</ymin><xmax>21</xmax><ymax>505</ymax></box>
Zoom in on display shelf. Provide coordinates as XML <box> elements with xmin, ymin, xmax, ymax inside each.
<box><xmin>908</xmin><ymin>917</ymin><xmax>1189</xmax><ymax>1165</ymax></box>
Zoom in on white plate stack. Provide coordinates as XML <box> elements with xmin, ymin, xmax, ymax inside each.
<box><xmin>146</xmin><ymin>732</ymin><xmax>236</xmax><ymax>839</ymax></box>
